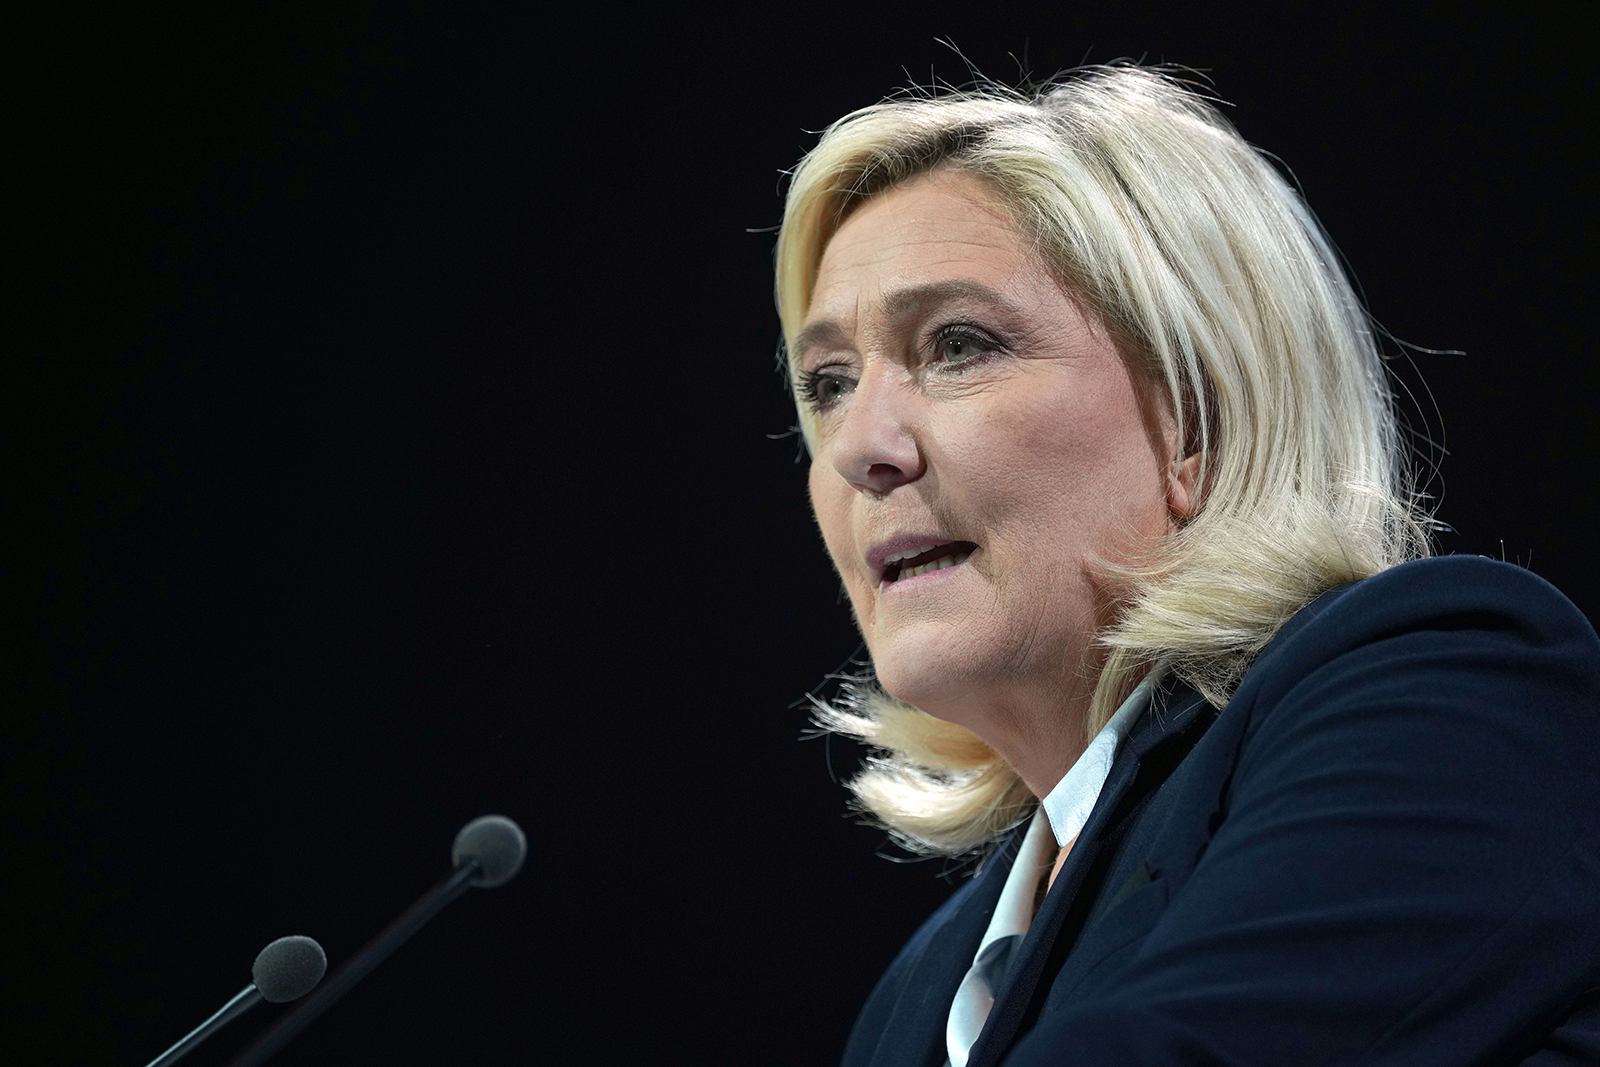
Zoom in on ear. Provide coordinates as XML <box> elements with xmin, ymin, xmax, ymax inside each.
<box><xmin>1166</xmin><ymin>452</ymin><xmax>1205</xmax><ymax>523</ymax></box>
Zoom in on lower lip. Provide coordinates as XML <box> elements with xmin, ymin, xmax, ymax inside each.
<box><xmin>878</xmin><ymin>553</ymin><xmax>974</xmax><ymax>595</ymax></box>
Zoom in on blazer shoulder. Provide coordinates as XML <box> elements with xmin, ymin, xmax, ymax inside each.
<box><xmin>1001</xmin><ymin>557</ymin><xmax>1600</xmax><ymax>1066</ymax></box>
<box><xmin>1253</xmin><ymin>555</ymin><xmax>1600</xmax><ymax>686</ymax></box>
<box><xmin>1216</xmin><ymin>554</ymin><xmax>1600</xmax><ymax>808</ymax></box>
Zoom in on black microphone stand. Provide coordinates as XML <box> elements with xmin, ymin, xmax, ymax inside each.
<box><xmin>146</xmin><ymin>986</ymin><xmax>263</xmax><ymax>1067</ymax></box>
<box><xmin>225</xmin><ymin>858</ymin><xmax>481</xmax><ymax>1067</ymax></box>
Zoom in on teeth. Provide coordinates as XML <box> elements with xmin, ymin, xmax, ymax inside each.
<box><xmin>884</xmin><ymin>546</ymin><xmax>936</xmax><ymax>565</ymax></box>
<box><xmin>896</xmin><ymin>550</ymin><xmax>971</xmax><ymax>580</ymax></box>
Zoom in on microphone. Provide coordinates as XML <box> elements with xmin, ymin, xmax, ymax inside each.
<box><xmin>225</xmin><ymin>814</ymin><xmax>526</xmax><ymax>1067</ymax></box>
<box><xmin>144</xmin><ymin>935</ymin><xmax>326</xmax><ymax>1067</ymax></box>
<box><xmin>452</xmin><ymin>812</ymin><xmax>527</xmax><ymax>887</ymax></box>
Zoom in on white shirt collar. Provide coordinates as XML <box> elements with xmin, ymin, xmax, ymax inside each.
<box><xmin>943</xmin><ymin>669</ymin><xmax>1161</xmax><ymax>1066</ymax></box>
<box><xmin>1040</xmin><ymin>669</ymin><xmax>1161</xmax><ymax>847</ymax></box>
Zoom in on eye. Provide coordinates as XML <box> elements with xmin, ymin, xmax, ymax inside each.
<box><xmin>797</xmin><ymin>366</ymin><xmax>857</xmax><ymax>413</ymax></box>
<box><xmin>931</xmin><ymin>325</ymin><xmax>1002</xmax><ymax>367</ymax></box>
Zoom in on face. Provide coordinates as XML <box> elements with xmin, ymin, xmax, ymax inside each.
<box><xmin>797</xmin><ymin>169</ymin><xmax>1191</xmax><ymax>749</ymax></box>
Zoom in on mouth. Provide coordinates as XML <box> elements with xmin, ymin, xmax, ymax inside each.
<box><xmin>881</xmin><ymin>541</ymin><xmax>977</xmax><ymax>583</ymax></box>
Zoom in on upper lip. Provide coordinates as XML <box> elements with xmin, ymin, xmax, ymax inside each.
<box><xmin>866</xmin><ymin>535</ymin><xmax>974</xmax><ymax>581</ymax></box>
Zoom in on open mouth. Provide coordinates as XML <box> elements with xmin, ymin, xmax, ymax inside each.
<box><xmin>883</xmin><ymin>542</ymin><xmax>977</xmax><ymax>582</ymax></box>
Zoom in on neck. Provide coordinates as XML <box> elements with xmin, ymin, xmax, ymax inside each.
<box><xmin>911</xmin><ymin>672</ymin><xmax>1099</xmax><ymax>800</ymax></box>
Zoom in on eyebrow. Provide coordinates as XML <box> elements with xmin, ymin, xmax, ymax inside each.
<box><xmin>793</xmin><ymin>279</ymin><xmax>1023</xmax><ymax>365</ymax></box>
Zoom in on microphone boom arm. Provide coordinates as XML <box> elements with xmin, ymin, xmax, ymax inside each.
<box><xmin>145</xmin><ymin>985</ymin><xmax>263</xmax><ymax>1067</ymax></box>
<box><xmin>224</xmin><ymin>859</ymin><xmax>481</xmax><ymax>1067</ymax></box>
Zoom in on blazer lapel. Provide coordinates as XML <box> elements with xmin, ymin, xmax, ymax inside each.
<box><xmin>855</xmin><ymin>828</ymin><xmax>1018</xmax><ymax>1067</ymax></box>
<box><xmin>964</xmin><ymin>685</ymin><xmax>1212</xmax><ymax>1067</ymax></box>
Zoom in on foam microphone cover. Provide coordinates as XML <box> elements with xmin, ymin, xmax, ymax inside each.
<box><xmin>251</xmin><ymin>935</ymin><xmax>328</xmax><ymax>1003</ymax></box>
<box><xmin>451</xmin><ymin>815</ymin><xmax>527</xmax><ymax>888</ymax></box>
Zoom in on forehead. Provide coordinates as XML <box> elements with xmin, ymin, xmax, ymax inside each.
<box><xmin>808</xmin><ymin>171</ymin><xmax>1041</xmax><ymax>317</ymax></box>
<box><xmin>796</xmin><ymin>171</ymin><xmax>1101</xmax><ymax>386</ymax></box>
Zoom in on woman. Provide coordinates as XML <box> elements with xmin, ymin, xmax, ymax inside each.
<box><xmin>775</xmin><ymin>67</ymin><xmax>1600</xmax><ymax>1066</ymax></box>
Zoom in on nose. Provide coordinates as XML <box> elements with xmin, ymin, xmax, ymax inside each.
<box><xmin>824</xmin><ymin>366</ymin><xmax>925</xmax><ymax>495</ymax></box>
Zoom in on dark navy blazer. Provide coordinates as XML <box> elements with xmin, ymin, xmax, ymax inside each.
<box><xmin>841</xmin><ymin>556</ymin><xmax>1600</xmax><ymax>1066</ymax></box>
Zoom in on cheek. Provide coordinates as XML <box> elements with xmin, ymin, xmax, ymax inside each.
<box><xmin>960</xmin><ymin>388</ymin><xmax>1165</xmax><ymax>553</ymax></box>
<box><xmin>807</xmin><ymin>465</ymin><xmax>853</xmax><ymax>570</ymax></box>
<box><xmin>808</xmin><ymin>466</ymin><xmax>879</xmax><ymax>634</ymax></box>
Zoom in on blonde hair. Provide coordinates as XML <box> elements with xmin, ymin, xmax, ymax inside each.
<box><xmin>776</xmin><ymin>67</ymin><xmax>1433</xmax><ymax>857</ymax></box>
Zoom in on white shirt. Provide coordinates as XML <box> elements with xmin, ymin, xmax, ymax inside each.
<box><xmin>943</xmin><ymin>672</ymin><xmax>1160</xmax><ymax>1067</ymax></box>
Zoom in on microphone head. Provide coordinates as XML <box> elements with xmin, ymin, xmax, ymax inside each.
<box><xmin>252</xmin><ymin>935</ymin><xmax>327</xmax><ymax>1003</ymax></box>
<box><xmin>451</xmin><ymin>814</ymin><xmax>527</xmax><ymax>888</ymax></box>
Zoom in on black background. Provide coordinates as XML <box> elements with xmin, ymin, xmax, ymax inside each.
<box><xmin>9</xmin><ymin>3</ymin><xmax>1597</xmax><ymax>1064</ymax></box>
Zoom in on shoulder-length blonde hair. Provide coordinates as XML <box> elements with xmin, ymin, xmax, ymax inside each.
<box><xmin>776</xmin><ymin>66</ymin><xmax>1433</xmax><ymax>858</ymax></box>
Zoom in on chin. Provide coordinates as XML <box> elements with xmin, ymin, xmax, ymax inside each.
<box><xmin>869</xmin><ymin>635</ymin><xmax>985</xmax><ymax>723</ymax></box>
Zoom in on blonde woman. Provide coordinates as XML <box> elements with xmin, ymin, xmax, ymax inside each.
<box><xmin>778</xmin><ymin>67</ymin><xmax>1600</xmax><ymax>1066</ymax></box>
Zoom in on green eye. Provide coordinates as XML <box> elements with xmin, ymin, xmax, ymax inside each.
<box><xmin>934</xmin><ymin>326</ymin><xmax>1000</xmax><ymax>366</ymax></box>
<box><xmin>799</xmin><ymin>367</ymin><xmax>856</xmax><ymax>412</ymax></box>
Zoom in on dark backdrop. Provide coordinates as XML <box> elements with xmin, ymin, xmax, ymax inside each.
<box><xmin>10</xmin><ymin>4</ymin><xmax>1596</xmax><ymax>1064</ymax></box>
